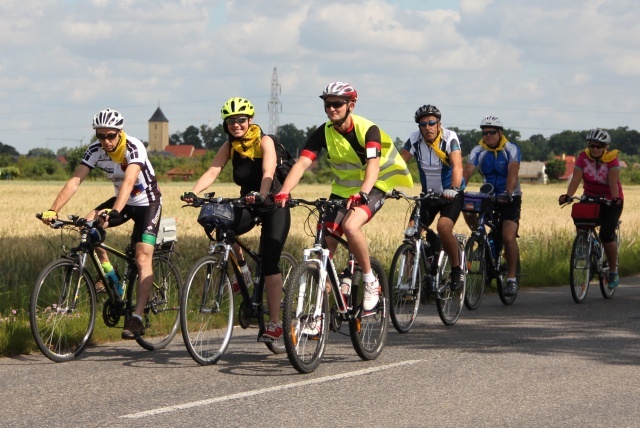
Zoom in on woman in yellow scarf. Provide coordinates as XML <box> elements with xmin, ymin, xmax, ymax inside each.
<box><xmin>184</xmin><ymin>97</ymin><xmax>291</xmax><ymax>341</ymax></box>
<box><xmin>559</xmin><ymin>129</ymin><xmax>624</xmax><ymax>288</ymax></box>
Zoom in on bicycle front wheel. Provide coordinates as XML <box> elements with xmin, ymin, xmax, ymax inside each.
<box><xmin>263</xmin><ymin>251</ymin><xmax>297</xmax><ymax>355</ymax></box>
<box><xmin>388</xmin><ymin>242</ymin><xmax>420</xmax><ymax>333</ymax></box>
<box><xmin>30</xmin><ymin>258</ymin><xmax>97</xmax><ymax>362</ymax></box>
<box><xmin>349</xmin><ymin>257</ymin><xmax>389</xmax><ymax>360</ymax></box>
<box><xmin>497</xmin><ymin>252</ymin><xmax>520</xmax><ymax>306</ymax></box>
<box><xmin>132</xmin><ymin>255</ymin><xmax>182</xmax><ymax>351</ymax></box>
<box><xmin>464</xmin><ymin>235</ymin><xmax>486</xmax><ymax>310</ymax></box>
<box><xmin>283</xmin><ymin>261</ymin><xmax>328</xmax><ymax>374</ymax></box>
<box><xmin>180</xmin><ymin>253</ymin><xmax>234</xmax><ymax>365</ymax></box>
<box><xmin>570</xmin><ymin>231</ymin><xmax>592</xmax><ymax>304</ymax></box>
<box><xmin>436</xmin><ymin>251</ymin><xmax>464</xmax><ymax>326</ymax></box>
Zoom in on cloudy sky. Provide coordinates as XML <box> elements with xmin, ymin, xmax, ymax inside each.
<box><xmin>1</xmin><ymin>0</ymin><xmax>639</xmax><ymax>154</ymax></box>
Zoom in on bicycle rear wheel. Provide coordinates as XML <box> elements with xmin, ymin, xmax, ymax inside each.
<box><xmin>132</xmin><ymin>255</ymin><xmax>182</xmax><ymax>351</ymax></box>
<box><xmin>180</xmin><ymin>253</ymin><xmax>234</xmax><ymax>365</ymax></box>
<box><xmin>570</xmin><ymin>231</ymin><xmax>592</xmax><ymax>304</ymax></box>
<box><xmin>388</xmin><ymin>242</ymin><xmax>420</xmax><ymax>333</ymax></box>
<box><xmin>263</xmin><ymin>251</ymin><xmax>297</xmax><ymax>354</ymax></box>
<box><xmin>349</xmin><ymin>257</ymin><xmax>389</xmax><ymax>360</ymax></box>
<box><xmin>283</xmin><ymin>261</ymin><xmax>328</xmax><ymax>374</ymax></box>
<box><xmin>30</xmin><ymin>258</ymin><xmax>97</xmax><ymax>362</ymax></box>
<box><xmin>464</xmin><ymin>235</ymin><xmax>486</xmax><ymax>310</ymax></box>
<box><xmin>436</xmin><ymin>250</ymin><xmax>464</xmax><ymax>326</ymax></box>
<box><xmin>600</xmin><ymin>226</ymin><xmax>619</xmax><ymax>299</ymax></box>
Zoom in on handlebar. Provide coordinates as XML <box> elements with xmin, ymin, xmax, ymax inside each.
<box><xmin>36</xmin><ymin>213</ymin><xmax>100</xmax><ymax>230</ymax></box>
<box><xmin>560</xmin><ymin>195</ymin><xmax>612</xmax><ymax>208</ymax></box>
<box><xmin>285</xmin><ymin>197</ymin><xmax>348</xmax><ymax>210</ymax></box>
<box><xmin>180</xmin><ymin>192</ymin><xmax>250</xmax><ymax>208</ymax></box>
<box><xmin>385</xmin><ymin>188</ymin><xmax>442</xmax><ymax>202</ymax></box>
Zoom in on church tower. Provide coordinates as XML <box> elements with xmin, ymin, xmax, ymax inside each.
<box><xmin>148</xmin><ymin>106</ymin><xmax>169</xmax><ymax>152</ymax></box>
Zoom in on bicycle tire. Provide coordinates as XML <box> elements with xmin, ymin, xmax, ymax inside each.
<box><xmin>600</xmin><ymin>226</ymin><xmax>619</xmax><ymax>299</ymax></box>
<box><xmin>132</xmin><ymin>255</ymin><xmax>182</xmax><ymax>351</ymax></box>
<box><xmin>349</xmin><ymin>257</ymin><xmax>389</xmax><ymax>360</ymax></box>
<box><xmin>263</xmin><ymin>251</ymin><xmax>297</xmax><ymax>354</ymax></box>
<box><xmin>497</xmin><ymin>252</ymin><xmax>520</xmax><ymax>306</ymax></box>
<box><xmin>180</xmin><ymin>253</ymin><xmax>234</xmax><ymax>365</ymax></box>
<box><xmin>282</xmin><ymin>261</ymin><xmax>328</xmax><ymax>374</ymax></box>
<box><xmin>436</xmin><ymin>248</ymin><xmax>465</xmax><ymax>326</ymax></box>
<box><xmin>569</xmin><ymin>232</ymin><xmax>591</xmax><ymax>304</ymax></box>
<box><xmin>388</xmin><ymin>242</ymin><xmax>420</xmax><ymax>333</ymax></box>
<box><xmin>30</xmin><ymin>258</ymin><xmax>97</xmax><ymax>362</ymax></box>
<box><xmin>464</xmin><ymin>235</ymin><xmax>486</xmax><ymax>310</ymax></box>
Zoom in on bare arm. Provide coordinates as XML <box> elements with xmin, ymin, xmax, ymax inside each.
<box><xmin>463</xmin><ymin>163</ymin><xmax>476</xmax><ymax>185</ymax></box>
<box><xmin>565</xmin><ymin>168</ymin><xmax>583</xmax><ymax>197</ymax></box>
<box><xmin>506</xmin><ymin>161</ymin><xmax>519</xmax><ymax>194</ymax></box>
<box><xmin>191</xmin><ymin>141</ymin><xmax>231</xmax><ymax>194</ymax></box>
<box><xmin>608</xmin><ymin>167</ymin><xmax>621</xmax><ymax>199</ymax></box>
<box><xmin>400</xmin><ymin>148</ymin><xmax>412</xmax><ymax>163</ymax></box>
<box><xmin>259</xmin><ymin>135</ymin><xmax>277</xmax><ymax>197</ymax></box>
<box><xmin>49</xmin><ymin>164</ymin><xmax>91</xmax><ymax>213</ymax></box>
<box><xmin>361</xmin><ymin>156</ymin><xmax>380</xmax><ymax>195</ymax></box>
<box><xmin>449</xmin><ymin>149</ymin><xmax>463</xmax><ymax>188</ymax></box>
<box><xmin>112</xmin><ymin>163</ymin><xmax>141</xmax><ymax>212</ymax></box>
<box><xmin>280</xmin><ymin>156</ymin><xmax>313</xmax><ymax>196</ymax></box>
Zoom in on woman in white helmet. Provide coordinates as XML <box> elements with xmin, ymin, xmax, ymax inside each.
<box><xmin>559</xmin><ymin>129</ymin><xmax>623</xmax><ymax>288</ymax></box>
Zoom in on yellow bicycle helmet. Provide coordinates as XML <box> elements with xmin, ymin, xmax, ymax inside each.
<box><xmin>221</xmin><ymin>97</ymin><xmax>255</xmax><ymax>119</ymax></box>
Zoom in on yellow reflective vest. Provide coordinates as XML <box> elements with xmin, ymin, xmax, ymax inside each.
<box><xmin>324</xmin><ymin>114</ymin><xmax>413</xmax><ymax>197</ymax></box>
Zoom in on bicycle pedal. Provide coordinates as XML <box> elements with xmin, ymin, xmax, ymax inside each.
<box><xmin>257</xmin><ymin>335</ymin><xmax>275</xmax><ymax>343</ymax></box>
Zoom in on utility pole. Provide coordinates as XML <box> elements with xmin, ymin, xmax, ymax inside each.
<box><xmin>268</xmin><ymin>67</ymin><xmax>281</xmax><ymax>135</ymax></box>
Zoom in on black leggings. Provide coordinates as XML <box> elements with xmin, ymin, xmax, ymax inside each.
<box><xmin>233</xmin><ymin>205</ymin><xmax>291</xmax><ymax>276</ymax></box>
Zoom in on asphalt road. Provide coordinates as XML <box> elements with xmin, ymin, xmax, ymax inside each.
<box><xmin>2</xmin><ymin>278</ymin><xmax>640</xmax><ymax>428</ymax></box>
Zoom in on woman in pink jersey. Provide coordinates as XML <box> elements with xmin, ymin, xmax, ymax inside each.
<box><xmin>559</xmin><ymin>129</ymin><xmax>623</xmax><ymax>288</ymax></box>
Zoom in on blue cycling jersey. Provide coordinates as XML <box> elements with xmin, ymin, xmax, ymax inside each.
<box><xmin>467</xmin><ymin>142</ymin><xmax>521</xmax><ymax>195</ymax></box>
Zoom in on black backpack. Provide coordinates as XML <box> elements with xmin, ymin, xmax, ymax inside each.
<box><xmin>273</xmin><ymin>139</ymin><xmax>295</xmax><ymax>184</ymax></box>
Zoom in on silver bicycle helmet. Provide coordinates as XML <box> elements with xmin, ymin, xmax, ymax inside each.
<box><xmin>480</xmin><ymin>115</ymin><xmax>504</xmax><ymax>129</ymax></box>
<box><xmin>414</xmin><ymin>105</ymin><xmax>441</xmax><ymax>123</ymax></box>
<box><xmin>586</xmin><ymin>129</ymin><xmax>611</xmax><ymax>145</ymax></box>
<box><xmin>92</xmin><ymin>108</ymin><xmax>124</xmax><ymax>129</ymax></box>
<box><xmin>319</xmin><ymin>82</ymin><xmax>358</xmax><ymax>101</ymax></box>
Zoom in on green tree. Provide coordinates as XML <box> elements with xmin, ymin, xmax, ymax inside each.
<box><xmin>200</xmin><ymin>123</ymin><xmax>226</xmax><ymax>150</ymax></box>
<box><xmin>27</xmin><ymin>148</ymin><xmax>56</xmax><ymax>158</ymax></box>
<box><xmin>545</xmin><ymin>159</ymin><xmax>566</xmax><ymax>181</ymax></box>
<box><xmin>183</xmin><ymin>125</ymin><xmax>203</xmax><ymax>149</ymax></box>
<box><xmin>277</xmin><ymin>123</ymin><xmax>306</xmax><ymax>154</ymax></box>
<box><xmin>0</xmin><ymin>142</ymin><xmax>19</xmax><ymax>156</ymax></box>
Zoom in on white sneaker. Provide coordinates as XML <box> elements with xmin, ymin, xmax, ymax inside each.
<box><xmin>363</xmin><ymin>279</ymin><xmax>380</xmax><ymax>311</ymax></box>
<box><xmin>301</xmin><ymin>319</ymin><xmax>322</xmax><ymax>337</ymax></box>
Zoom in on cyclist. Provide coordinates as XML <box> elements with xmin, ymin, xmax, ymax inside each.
<box><xmin>39</xmin><ymin>108</ymin><xmax>162</xmax><ymax>339</ymax></box>
<box><xmin>400</xmin><ymin>104</ymin><xmax>465</xmax><ymax>291</ymax></box>
<box><xmin>463</xmin><ymin>115</ymin><xmax>521</xmax><ymax>297</ymax></box>
<box><xmin>558</xmin><ymin>129</ymin><xmax>623</xmax><ymax>288</ymax></box>
<box><xmin>274</xmin><ymin>81</ymin><xmax>412</xmax><ymax>312</ymax></box>
<box><xmin>183</xmin><ymin>97</ymin><xmax>291</xmax><ymax>340</ymax></box>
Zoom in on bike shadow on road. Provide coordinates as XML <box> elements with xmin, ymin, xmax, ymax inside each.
<box><xmin>384</xmin><ymin>282</ymin><xmax>640</xmax><ymax>366</ymax></box>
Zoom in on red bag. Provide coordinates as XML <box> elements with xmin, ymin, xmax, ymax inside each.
<box><xmin>571</xmin><ymin>203</ymin><xmax>600</xmax><ymax>228</ymax></box>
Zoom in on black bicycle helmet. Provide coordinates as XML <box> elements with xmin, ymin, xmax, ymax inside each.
<box><xmin>414</xmin><ymin>104</ymin><xmax>441</xmax><ymax>123</ymax></box>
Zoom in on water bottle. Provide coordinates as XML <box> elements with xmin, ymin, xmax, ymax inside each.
<box><xmin>103</xmin><ymin>265</ymin><xmax>123</xmax><ymax>296</ymax></box>
<box><xmin>340</xmin><ymin>270</ymin><xmax>352</xmax><ymax>297</ymax></box>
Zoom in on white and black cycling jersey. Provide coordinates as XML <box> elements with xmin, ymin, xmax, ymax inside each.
<box><xmin>81</xmin><ymin>136</ymin><xmax>161</xmax><ymax>206</ymax></box>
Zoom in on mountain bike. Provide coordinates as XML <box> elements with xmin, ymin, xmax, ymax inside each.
<box><xmin>386</xmin><ymin>189</ymin><xmax>467</xmax><ymax>333</ymax></box>
<box><xmin>562</xmin><ymin>196</ymin><xmax>620</xmax><ymax>303</ymax></box>
<box><xmin>463</xmin><ymin>185</ymin><xmax>521</xmax><ymax>309</ymax></box>
<box><xmin>282</xmin><ymin>197</ymin><xmax>389</xmax><ymax>374</ymax></box>
<box><xmin>30</xmin><ymin>215</ymin><xmax>182</xmax><ymax>362</ymax></box>
<box><xmin>179</xmin><ymin>193</ymin><xmax>297</xmax><ymax>365</ymax></box>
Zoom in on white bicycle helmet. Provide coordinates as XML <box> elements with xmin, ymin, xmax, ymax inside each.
<box><xmin>480</xmin><ymin>115</ymin><xmax>503</xmax><ymax>129</ymax></box>
<box><xmin>319</xmin><ymin>82</ymin><xmax>358</xmax><ymax>101</ymax></box>
<box><xmin>586</xmin><ymin>129</ymin><xmax>611</xmax><ymax>145</ymax></box>
<box><xmin>92</xmin><ymin>108</ymin><xmax>124</xmax><ymax>129</ymax></box>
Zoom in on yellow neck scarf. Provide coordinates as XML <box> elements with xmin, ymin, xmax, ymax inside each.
<box><xmin>585</xmin><ymin>148</ymin><xmax>619</xmax><ymax>163</ymax></box>
<box><xmin>479</xmin><ymin>134</ymin><xmax>508</xmax><ymax>157</ymax></box>
<box><xmin>424</xmin><ymin>131</ymin><xmax>449</xmax><ymax>166</ymax></box>
<box><xmin>106</xmin><ymin>131</ymin><xmax>127</xmax><ymax>163</ymax></box>
<box><xmin>230</xmin><ymin>124</ymin><xmax>262</xmax><ymax>160</ymax></box>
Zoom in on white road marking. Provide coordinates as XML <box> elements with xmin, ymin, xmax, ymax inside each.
<box><xmin>120</xmin><ymin>359</ymin><xmax>422</xmax><ymax>419</ymax></box>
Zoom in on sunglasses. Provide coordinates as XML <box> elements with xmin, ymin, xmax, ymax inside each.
<box><xmin>96</xmin><ymin>132</ymin><xmax>119</xmax><ymax>141</ymax></box>
<box><xmin>324</xmin><ymin>100</ymin><xmax>347</xmax><ymax>109</ymax></box>
<box><xmin>482</xmin><ymin>130</ymin><xmax>499</xmax><ymax>136</ymax></box>
<box><xmin>225</xmin><ymin>117</ymin><xmax>249</xmax><ymax>125</ymax></box>
<box><xmin>589</xmin><ymin>144</ymin><xmax>605</xmax><ymax>149</ymax></box>
<box><xmin>419</xmin><ymin>120</ymin><xmax>439</xmax><ymax>128</ymax></box>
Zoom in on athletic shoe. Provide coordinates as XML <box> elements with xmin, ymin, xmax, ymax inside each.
<box><xmin>122</xmin><ymin>317</ymin><xmax>144</xmax><ymax>339</ymax></box>
<box><xmin>504</xmin><ymin>279</ymin><xmax>518</xmax><ymax>297</ymax></box>
<box><xmin>608</xmin><ymin>272</ymin><xmax>619</xmax><ymax>289</ymax></box>
<box><xmin>450</xmin><ymin>269</ymin><xmax>465</xmax><ymax>292</ymax></box>
<box><xmin>363</xmin><ymin>279</ymin><xmax>380</xmax><ymax>311</ymax></box>
<box><xmin>262</xmin><ymin>322</ymin><xmax>283</xmax><ymax>340</ymax></box>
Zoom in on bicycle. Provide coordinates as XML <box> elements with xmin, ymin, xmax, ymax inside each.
<box><xmin>562</xmin><ymin>196</ymin><xmax>621</xmax><ymax>303</ymax></box>
<box><xmin>282</xmin><ymin>197</ymin><xmax>389</xmax><ymax>374</ymax></box>
<box><xmin>30</xmin><ymin>214</ymin><xmax>182</xmax><ymax>362</ymax></box>
<box><xmin>386</xmin><ymin>189</ymin><xmax>467</xmax><ymax>333</ymax></box>
<box><xmin>463</xmin><ymin>185</ymin><xmax>521</xmax><ymax>309</ymax></box>
<box><xmin>179</xmin><ymin>193</ymin><xmax>297</xmax><ymax>365</ymax></box>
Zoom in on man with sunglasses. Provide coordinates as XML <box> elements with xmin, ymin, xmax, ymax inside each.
<box><xmin>559</xmin><ymin>129</ymin><xmax>623</xmax><ymax>289</ymax></box>
<box><xmin>39</xmin><ymin>108</ymin><xmax>162</xmax><ymax>339</ymax></box>
<box><xmin>463</xmin><ymin>115</ymin><xmax>521</xmax><ymax>297</ymax></box>
<box><xmin>275</xmin><ymin>82</ymin><xmax>412</xmax><ymax>313</ymax></box>
<box><xmin>400</xmin><ymin>104</ymin><xmax>466</xmax><ymax>292</ymax></box>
